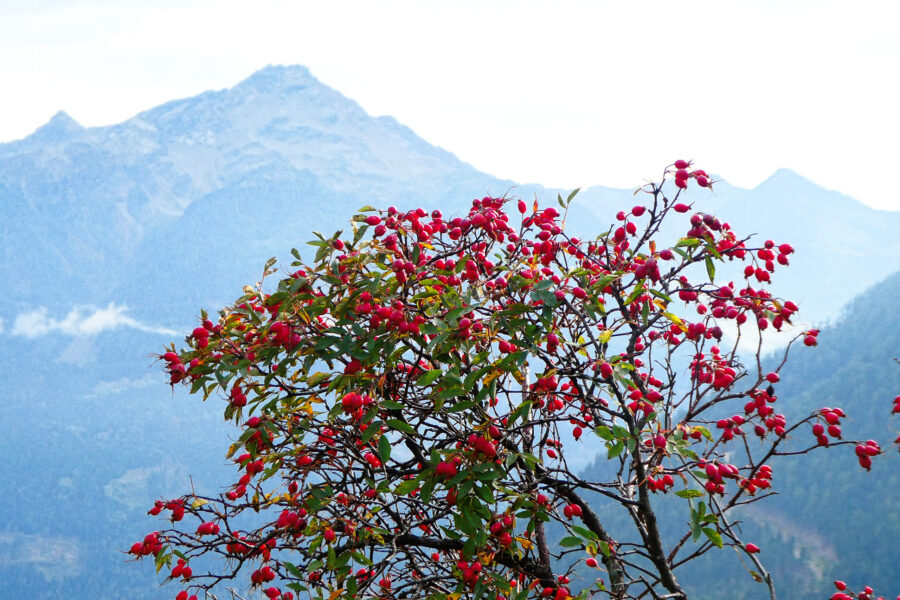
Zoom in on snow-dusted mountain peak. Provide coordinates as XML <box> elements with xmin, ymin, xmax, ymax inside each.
<box><xmin>32</xmin><ymin>110</ymin><xmax>83</xmax><ymax>140</ymax></box>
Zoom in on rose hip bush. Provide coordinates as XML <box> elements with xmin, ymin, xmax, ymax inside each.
<box><xmin>132</xmin><ymin>162</ymin><xmax>897</xmax><ymax>600</ymax></box>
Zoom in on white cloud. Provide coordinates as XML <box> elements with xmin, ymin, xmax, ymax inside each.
<box><xmin>89</xmin><ymin>374</ymin><xmax>158</xmax><ymax>397</ymax></box>
<box><xmin>11</xmin><ymin>303</ymin><xmax>178</xmax><ymax>338</ymax></box>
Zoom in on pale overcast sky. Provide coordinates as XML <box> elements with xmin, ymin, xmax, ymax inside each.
<box><xmin>2</xmin><ymin>0</ymin><xmax>899</xmax><ymax>209</ymax></box>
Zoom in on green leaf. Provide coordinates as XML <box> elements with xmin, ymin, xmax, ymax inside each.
<box><xmin>417</xmin><ymin>369</ymin><xmax>442</xmax><ymax>387</ymax></box>
<box><xmin>690</xmin><ymin>509</ymin><xmax>702</xmax><ymax>542</ymax></box>
<box><xmin>559</xmin><ymin>536</ymin><xmax>583</xmax><ymax>548</ymax></box>
<box><xmin>283</xmin><ymin>561</ymin><xmax>303</xmax><ymax>578</ymax></box>
<box><xmin>475</xmin><ymin>483</ymin><xmax>495</xmax><ymax>503</ymax></box>
<box><xmin>648</xmin><ymin>288</ymin><xmax>673</xmax><ymax>303</ymax></box>
<box><xmin>694</xmin><ymin>425</ymin><xmax>714</xmax><ymax>442</ymax></box>
<box><xmin>154</xmin><ymin>546</ymin><xmax>170</xmax><ymax>573</ymax></box>
<box><xmin>675</xmin><ymin>489</ymin><xmax>704</xmax><ymax>499</ymax></box>
<box><xmin>607</xmin><ymin>441</ymin><xmax>624</xmax><ymax>459</ymax></box>
<box><xmin>571</xmin><ymin>525</ymin><xmax>598</xmax><ymax>540</ymax></box>
<box><xmin>702</xmin><ymin>527</ymin><xmax>723</xmax><ymax>548</ymax></box>
<box><xmin>458</xmin><ymin>478</ymin><xmax>475</xmax><ymax>501</ymax></box>
<box><xmin>611</xmin><ymin>425</ymin><xmax>630</xmax><ymax>439</ymax></box>
<box><xmin>394</xmin><ymin>479</ymin><xmax>419</xmax><ymax>496</ymax></box>
<box><xmin>475</xmin><ymin>468</ymin><xmax>504</xmax><ymax>481</ymax></box>
<box><xmin>306</xmin><ymin>371</ymin><xmax>331</xmax><ymax>386</ymax></box>
<box><xmin>386</xmin><ymin>419</ymin><xmax>415</xmax><ymax>435</ymax></box>
<box><xmin>566</xmin><ymin>187</ymin><xmax>581</xmax><ymax>204</ymax></box>
<box><xmin>508</xmin><ymin>401</ymin><xmax>532</xmax><ymax>426</ymax></box>
<box><xmin>705</xmin><ymin>256</ymin><xmax>716</xmax><ymax>283</ymax></box>
<box><xmin>361</xmin><ymin>420</ymin><xmax>382</xmax><ymax>444</ymax></box>
<box><xmin>676</xmin><ymin>237</ymin><xmax>700</xmax><ymax>248</ymax></box>
<box><xmin>353</xmin><ymin>224</ymin><xmax>369</xmax><ymax>244</ymax></box>
<box><xmin>593</xmin><ymin>426</ymin><xmax>614</xmax><ymax>441</ymax></box>
<box><xmin>447</xmin><ymin>400</ymin><xmax>475</xmax><ymax>413</ymax></box>
<box><xmin>624</xmin><ymin>279</ymin><xmax>646</xmax><ymax>305</ymax></box>
<box><xmin>378</xmin><ymin>435</ymin><xmax>391</xmax><ymax>463</ymax></box>
<box><xmin>419</xmin><ymin>480</ymin><xmax>435</xmax><ymax>504</ymax></box>
<box><xmin>704</xmin><ymin>240</ymin><xmax>723</xmax><ymax>259</ymax></box>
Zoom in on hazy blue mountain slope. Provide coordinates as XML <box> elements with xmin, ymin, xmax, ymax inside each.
<box><xmin>0</xmin><ymin>329</ymin><xmax>233</xmax><ymax>599</ymax></box>
<box><xmin>0</xmin><ymin>65</ymin><xmax>526</xmax><ymax>319</ymax></box>
<box><xmin>576</xmin><ymin>171</ymin><xmax>900</xmax><ymax>327</ymax></box>
<box><xmin>564</xmin><ymin>270</ymin><xmax>900</xmax><ymax>600</ymax></box>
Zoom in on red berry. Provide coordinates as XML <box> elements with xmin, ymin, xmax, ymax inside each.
<box><xmin>599</xmin><ymin>362</ymin><xmax>613</xmax><ymax>379</ymax></box>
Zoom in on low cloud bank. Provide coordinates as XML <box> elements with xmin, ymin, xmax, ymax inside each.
<box><xmin>11</xmin><ymin>304</ymin><xmax>178</xmax><ymax>338</ymax></box>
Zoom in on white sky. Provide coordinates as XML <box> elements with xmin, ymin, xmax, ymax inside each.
<box><xmin>2</xmin><ymin>0</ymin><xmax>899</xmax><ymax>209</ymax></box>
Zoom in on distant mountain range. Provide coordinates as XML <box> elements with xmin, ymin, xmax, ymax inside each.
<box><xmin>1</xmin><ymin>65</ymin><xmax>897</xmax><ymax>599</ymax></box>
<box><xmin>3</xmin><ymin>65</ymin><xmax>899</xmax><ymax>330</ymax></box>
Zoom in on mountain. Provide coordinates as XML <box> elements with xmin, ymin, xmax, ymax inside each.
<box><xmin>4</xmin><ymin>65</ymin><xmax>899</xmax><ymax>331</ymax></box>
<box><xmin>677</xmin><ymin>268</ymin><xmax>900</xmax><ymax>599</ymax></box>
<box><xmin>574</xmin><ymin>169</ymin><xmax>900</xmax><ymax>329</ymax></box>
<box><xmin>0</xmin><ymin>64</ymin><xmax>536</xmax><ymax>322</ymax></box>
<box><xmin>565</xmin><ymin>270</ymin><xmax>900</xmax><ymax>600</ymax></box>
<box><xmin>0</xmin><ymin>65</ymin><xmax>898</xmax><ymax>599</ymax></box>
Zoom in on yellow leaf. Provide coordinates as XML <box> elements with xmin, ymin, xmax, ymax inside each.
<box><xmin>483</xmin><ymin>369</ymin><xmax>503</xmax><ymax>387</ymax></box>
<box><xmin>226</xmin><ymin>443</ymin><xmax>239</xmax><ymax>459</ymax></box>
<box><xmin>327</xmin><ymin>589</ymin><xmax>345</xmax><ymax>600</ymax></box>
<box><xmin>663</xmin><ymin>311</ymin><xmax>682</xmax><ymax>325</ymax></box>
<box><xmin>516</xmin><ymin>537</ymin><xmax>534</xmax><ymax>550</ymax></box>
<box><xmin>190</xmin><ymin>498</ymin><xmax>208</xmax><ymax>509</ymax></box>
<box><xmin>597</xmin><ymin>329</ymin><xmax>613</xmax><ymax>344</ymax></box>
